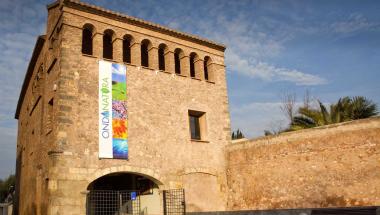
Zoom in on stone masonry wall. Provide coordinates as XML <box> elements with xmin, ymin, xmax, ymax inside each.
<box><xmin>44</xmin><ymin>3</ymin><xmax>230</xmax><ymax>215</ymax></box>
<box><xmin>15</xmin><ymin>4</ymin><xmax>62</xmax><ymax>214</ymax></box>
<box><xmin>226</xmin><ymin>117</ymin><xmax>380</xmax><ymax>210</ymax></box>
<box><xmin>16</xmin><ymin>1</ymin><xmax>231</xmax><ymax>214</ymax></box>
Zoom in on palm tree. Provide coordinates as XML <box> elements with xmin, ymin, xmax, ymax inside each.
<box><xmin>342</xmin><ymin>96</ymin><xmax>378</xmax><ymax>119</ymax></box>
<box><xmin>290</xmin><ymin>96</ymin><xmax>378</xmax><ymax>131</ymax></box>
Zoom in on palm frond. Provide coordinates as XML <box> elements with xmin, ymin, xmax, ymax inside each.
<box><xmin>318</xmin><ymin>100</ymin><xmax>330</xmax><ymax>125</ymax></box>
<box><xmin>286</xmin><ymin>96</ymin><xmax>378</xmax><ymax>132</ymax></box>
<box><xmin>350</xmin><ymin>96</ymin><xmax>378</xmax><ymax>119</ymax></box>
<box><xmin>290</xmin><ymin>115</ymin><xmax>317</xmax><ymax>130</ymax></box>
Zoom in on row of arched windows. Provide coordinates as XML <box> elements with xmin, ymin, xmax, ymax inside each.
<box><xmin>81</xmin><ymin>24</ymin><xmax>214</xmax><ymax>81</ymax></box>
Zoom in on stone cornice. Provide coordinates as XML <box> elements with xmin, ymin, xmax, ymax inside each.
<box><xmin>61</xmin><ymin>0</ymin><xmax>226</xmax><ymax>52</ymax></box>
<box><xmin>15</xmin><ymin>36</ymin><xmax>46</xmax><ymax>119</ymax></box>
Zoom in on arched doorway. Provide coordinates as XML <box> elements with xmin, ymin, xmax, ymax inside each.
<box><xmin>86</xmin><ymin>172</ymin><xmax>161</xmax><ymax>215</ymax></box>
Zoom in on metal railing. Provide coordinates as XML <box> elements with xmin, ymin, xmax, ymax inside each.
<box><xmin>87</xmin><ymin>189</ymin><xmax>186</xmax><ymax>215</ymax></box>
<box><xmin>87</xmin><ymin>190</ymin><xmax>140</xmax><ymax>215</ymax></box>
<box><xmin>163</xmin><ymin>189</ymin><xmax>185</xmax><ymax>215</ymax></box>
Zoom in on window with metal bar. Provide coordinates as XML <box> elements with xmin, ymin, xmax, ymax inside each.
<box><xmin>188</xmin><ymin>110</ymin><xmax>206</xmax><ymax>141</ymax></box>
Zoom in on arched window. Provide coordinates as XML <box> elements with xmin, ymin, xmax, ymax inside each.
<box><xmin>174</xmin><ymin>48</ymin><xmax>183</xmax><ymax>74</ymax></box>
<box><xmin>141</xmin><ymin>39</ymin><xmax>151</xmax><ymax>67</ymax></box>
<box><xmin>82</xmin><ymin>24</ymin><xmax>94</xmax><ymax>55</ymax></box>
<box><xmin>189</xmin><ymin>52</ymin><xmax>198</xmax><ymax>78</ymax></box>
<box><xmin>204</xmin><ymin>56</ymin><xmax>211</xmax><ymax>81</ymax></box>
<box><xmin>158</xmin><ymin>44</ymin><xmax>167</xmax><ymax>71</ymax></box>
<box><xmin>123</xmin><ymin>35</ymin><xmax>133</xmax><ymax>63</ymax></box>
<box><xmin>103</xmin><ymin>29</ymin><xmax>114</xmax><ymax>59</ymax></box>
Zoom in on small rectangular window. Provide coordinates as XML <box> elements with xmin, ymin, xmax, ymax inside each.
<box><xmin>47</xmin><ymin>58</ymin><xmax>57</xmax><ymax>74</ymax></box>
<box><xmin>189</xmin><ymin>115</ymin><xmax>201</xmax><ymax>140</ymax></box>
<box><xmin>188</xmin><ymin>110</ymin><xmax>206</xmax><ymax>141</ymax></box>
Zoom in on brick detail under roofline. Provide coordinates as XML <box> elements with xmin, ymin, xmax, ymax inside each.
<box><xmin>60</xmin><ymin>0</ymin><xmax>226</xmax><ymax>52</ymax></box>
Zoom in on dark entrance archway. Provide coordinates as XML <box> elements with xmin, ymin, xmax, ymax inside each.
<box><xmin>86</xmin><ymin>172</ymin><xmax>161</xmax><ymax>215</ymax></box>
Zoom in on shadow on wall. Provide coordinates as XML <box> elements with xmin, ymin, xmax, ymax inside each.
<box><xmin>187</xmin><ymin>206</ymin><xmax>379</xmax><ymax>215</ymax></box>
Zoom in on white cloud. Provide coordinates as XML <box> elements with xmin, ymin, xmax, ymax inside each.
<box><xmin>191</xmin><ymin>9</ymin><xmax>328</xmax><ymax>86</ymax></box>
<box><xmin>231</xmin><ymin>102</ymin><xmax>286</xmax><ymax>137</ymax></box>
<box><xmin>226</xmin><ymin>51</ymin><xmax>327</xmax><ymax>85</ymax></box>
<box><xmin>331</xmin><ymin>13</ymin><xmax>378</xmax><ymax>34</ymax></box>
<box><xmin>230</xmin><ymin>101</ymin><xmax>307</xmax><ymax>138</ymax></box>
<box><xmin>231</xmin><ymin>102</ymin><xmax>283</xmax><ymax>115</ymax></box>
<box><xmin>167</xmin><ymin>21</ymin><xmax>181</xmax><ymax>30</ymax></box>
<box><xmin>275</xmin><ymin>66</ymin><xmax>328</xmax><ymax>86</ymax></box>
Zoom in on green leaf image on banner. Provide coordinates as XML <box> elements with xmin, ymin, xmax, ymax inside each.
<box><xmin>112</xmin><ymin>80</ymin><xmax>126</xmax><ymax>101</ymax></box>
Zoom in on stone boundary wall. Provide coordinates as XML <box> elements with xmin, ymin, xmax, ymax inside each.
<box><xmin>226</xmin><ymin>117</ymin><xmax>380</xmax><ymax>210</ymax></box>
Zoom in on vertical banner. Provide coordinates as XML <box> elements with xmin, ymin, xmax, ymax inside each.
<box><xmin>99</xmin><ymin>60</ymin><xmax>128</xmax><ymax>159</ymax></box>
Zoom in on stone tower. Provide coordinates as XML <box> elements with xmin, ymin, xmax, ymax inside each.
<box><xmin>14</xmin><ymin>0</ymin><xmax>230</xmax><ymax>214</ymax></box>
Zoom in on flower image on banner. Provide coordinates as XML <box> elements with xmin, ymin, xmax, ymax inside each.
<box><xmin>112</xmin><ymin>101</ymin><xmax>127</xmax><ymax>120</ymax></box>
<box><xmin>99</xmin><ymin>61</ymin><xmax>128</xmax><ymax>159</ymax></box>
<box><xmin>112</xmin><ymin>119</ymin><xmax>127</xmax><ymax>139</ymax></box>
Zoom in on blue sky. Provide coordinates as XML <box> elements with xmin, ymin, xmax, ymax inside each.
<box><xmin>0</xmin><ymin>0</ymin><xmax>379</xmax><ymax>178</ymax></box>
